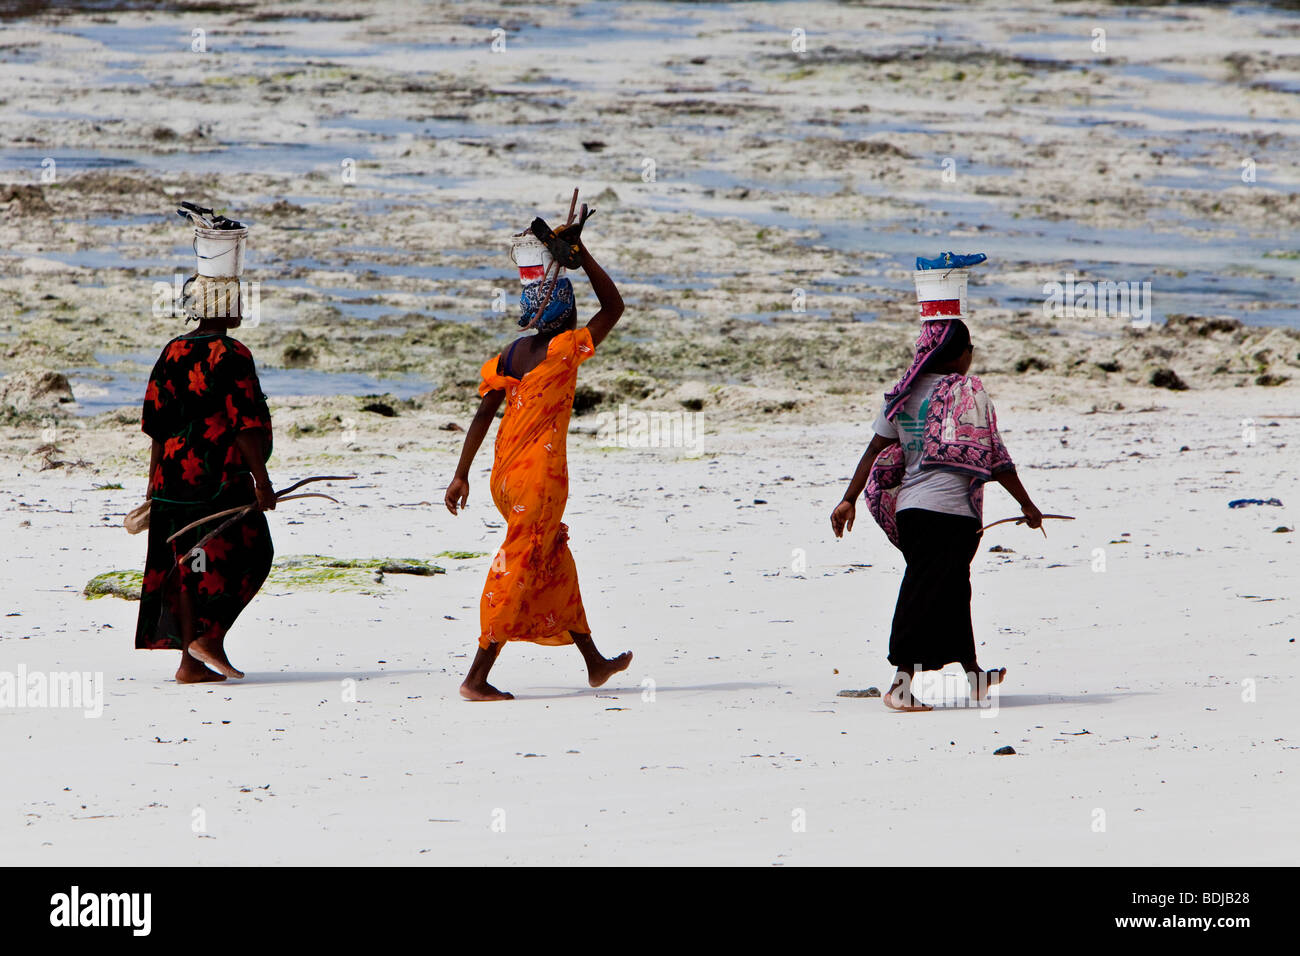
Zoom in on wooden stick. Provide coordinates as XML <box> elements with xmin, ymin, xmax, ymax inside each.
<box><xmin>979</xmin><ymin>513</ymin><xmax>1076</xmax><ymax>537</ymax></box>
<box><xmin>275</xmin><ymin>492</ymin><xmax>341</xmax><ymax>505</ymax></box>
<box><xmin>181</xmin><ymin>507</ymin><xmax>252</xmax><ymax>560</ymax></box>
<box><xmin>522</xmin><ymin>188</ymin><xmax>579</xmax><ymax>331</ymax></box>
<box><xmin>275</xmin><ymin>475</ymin><xmax>357</xmax><ymax>496</ymax></box>
<box><xmin>172</xmin><ymin>494</ymin><xmax>345</xmax><ymax>568</ymax></box>
<box><xmin>166</xmin><ymin>504</ymin><xmax>250</xmax><ymax>543</ymax></box>
<box><xmin>166</xmin><ymin>477</ymin><xmax>356</xmax><ymax>544</ymax></box>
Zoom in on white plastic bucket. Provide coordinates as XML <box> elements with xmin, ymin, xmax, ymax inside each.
<box><xmin>194</xmin><ymin>226</ymin><xmax>247</xmax><ymax>278</ymax></box>
<box><xmin>508</xmin><ymin>231</ymin><xmax>555</xmax><ymax>286</ymax></box>
<box><xmin>913</xmin><ymin>268</ymin><xmax>969</xmax><ymax>320</ymax></box>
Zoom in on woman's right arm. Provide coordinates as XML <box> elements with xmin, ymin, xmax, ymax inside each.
<box><xmin>445</xmin><ymin>389</ymin><xmax>506</xmax><ymax>515</ymax></box>
<box><xmin>831</xmin><ymin>432</ymin><xmax>898</xmax><ymax>537</ymax></box>
<box><xmin>994</xmin><ymin>469</ymin><xmax>1042</xmax><ymax>529</ymax></box>
<box><xmin>582</xmin><ymin>243</ymin><xmax>624</xmax><ymax>347</ymax></box>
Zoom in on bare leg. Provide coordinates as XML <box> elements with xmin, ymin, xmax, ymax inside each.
<box><xmin>460</xmin><ymin>642</ymin><xmax>514</xmax><ymax>701</ymax></box>
<box><xmin>173</xmin><ymin>579</ymin><xmax>226</xmax><ymax>684</ymax></box>
<box><xmin>571</xmin><ymin>632</ymin><xmax>632</xmax><ymax>688</ymax></box>
<box><xmin>962</xmin><ymin>659</ymin><xmax>1006</xmax><ymax>701</ymax></box>
<box><xmin>883</xmin><ymin>666</ymin><xmax>932</xmax><ymax>712</ymax></box>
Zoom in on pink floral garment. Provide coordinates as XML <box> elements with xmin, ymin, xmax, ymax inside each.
<box><xmin>866</xmin><ymin>373</ymin><xmax>1014</xmax><ymax>549</ymax></box>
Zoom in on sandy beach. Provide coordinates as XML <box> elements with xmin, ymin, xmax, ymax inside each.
<box><xmin>1</xmin><ymin>0</ymin><xmax>1298</xmax><ymax>866</ymax></box>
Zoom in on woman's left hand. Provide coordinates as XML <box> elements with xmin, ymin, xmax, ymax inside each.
<box><xmin>831</xmin><ymin>500</ymin><xmax>855</xmax><ymax>538</ymax></box>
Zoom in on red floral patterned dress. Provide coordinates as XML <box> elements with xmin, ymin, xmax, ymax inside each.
<box><xmin>134</xmin><ymin>333</ymin><xmax>274</xmax><ymax>650</ymax></box>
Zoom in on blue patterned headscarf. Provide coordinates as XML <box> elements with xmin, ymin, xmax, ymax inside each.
<box><xmin>519</xmin><ymin>277</ymin><xmax>576</xmax><ymax>332</ymax></box>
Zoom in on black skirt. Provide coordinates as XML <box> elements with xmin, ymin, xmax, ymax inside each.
<box><xmin>888</xmin><ymin>508</ymin><xmax>982</xmax><ymax>671</ymax></box>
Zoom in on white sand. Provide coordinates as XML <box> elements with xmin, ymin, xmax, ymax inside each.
<box><xmin>3</xmin><ymin>388</ymin><xmax>1297</xmax><ymax>865</ymax></box>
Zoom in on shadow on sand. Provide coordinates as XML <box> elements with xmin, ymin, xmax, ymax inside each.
<box><xmin>918</xmin><ymin>691</ymin><xmax>1148</xmax><ymax>712</ymax></box>
<box><xmin>232</xmin><ymin>669</ymin><xmax>430</xmax><ymax>686</ymax></box>
<box><xmin>510</xmin><ymin>681</ymin><xmax>780</xmax><ymax>702</ymax></box>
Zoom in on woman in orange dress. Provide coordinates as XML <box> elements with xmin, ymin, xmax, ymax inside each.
<box><xmin>444</xmin><ymin>240</ymin><xmax>631</xmax><ymax>700</ymax></box>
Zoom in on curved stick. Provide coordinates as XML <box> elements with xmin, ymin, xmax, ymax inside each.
<box><xmin>274</xmin><ymin>475</ymin><xmax>357</xmax><ymax>497</ymax></box>
<box><xmin>275</xmin><ymin>492</ymin><xmax>341</xmax><ymax>505</ymax></box>
<box><xmin>166</xmin><ymin>479</ymin><xmax>355</xmax><ymax>545</ymax></box>
<box><xmin>166</xmin><ymin>505</ymin><xmax>251</xmax><ymax>544</ymax></box>
<box><xmin>979</xmin><ymin>513</ymin><xmax>1076</xmax><ymax>536</ymax></box>
<box><xmin>176</xmin><ymin>507</ymin><xmax>252</xmax><ymax>564</ymax></box>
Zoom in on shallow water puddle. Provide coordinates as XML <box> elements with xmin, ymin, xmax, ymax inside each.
<box><xmin>60</xmin><ymin>359</ymin><xmax>434</xmax><ymax>417</ymax></box>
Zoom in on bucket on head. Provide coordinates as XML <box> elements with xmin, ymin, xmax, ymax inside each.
<box><xmin>508</xmin><ymin>230</ymin><xmax>556</xmax><ymax>286</ymax></box>
<box><xmin>913</xmin><ymin>268</ymin><xmax>969</xmax><ymax>320</ymax></box>
<box><xmin>194</xmin><ymin>226</ymin><xmax>248</xmax><ymax>278</ymax></box>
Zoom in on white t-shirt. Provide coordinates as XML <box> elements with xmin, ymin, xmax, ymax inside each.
<box><xmin>872</xmin><ymin>373</ymin><xmax>976</xmax><ymax>519</ymax></box>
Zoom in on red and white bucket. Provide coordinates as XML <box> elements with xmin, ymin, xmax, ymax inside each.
<box><xmin>508</xmin><ymin>231</ymin><xmax>556</xmax><ymax>286</ymax></box>
<box><xmin>913</xmin><ymin>268</ymin><xmax>969</xmax><ymax>320</ymax></box>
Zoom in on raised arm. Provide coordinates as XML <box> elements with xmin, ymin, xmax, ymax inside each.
<box><xmin>831</xmin><ymin>432</ymin><xmax>898</xmax><ymax>537</ymax></box>
<box><xmin>445</xmin><ymin>388</ymin><xmax>506</xmax><ymax>515</ymax></box>
<box><xmin>581</xmin><ymin>243</ymin><xmax>623</xmax><ymax>347</ymax></box>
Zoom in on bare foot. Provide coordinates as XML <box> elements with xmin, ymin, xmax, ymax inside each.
<box><xmin>187</xmin><ymin>638</ymin><xmax>244</xmax><ymax>679</ymax></box>
<box><xmin>968</xmin><ymin>667</ymin><xmax>1007</xmax><ymax>702</ymax></box>
<box><xmin>883</xmin><ymin>676</ymin><xmax>933</xmax><ymax>713</ymax></box>
<box><xmin>176</xmin><ymin>657</ymin><xmax>227</xmax><ymax>684</ymax></box>
<box><xmin>460</xmin><ymin>681</ymin><xmax>514</xmax><ymax>702</ymax></box>
<box><xmin>587</xmin><ymin>650</ymin><xmax>633</xmax><ymax>688</ymax></box>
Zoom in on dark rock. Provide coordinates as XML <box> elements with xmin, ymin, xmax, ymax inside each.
<box><xmin>1015</xmin><ymin>356</ymin><xmax>1051</xmax><ymax>373</ymax></box>
<box><xmin>281</xmin><ymin>344</ymin><xmax>315</xmax><ymax>368</ymax></box>
<box><xmin>836</xmin><ymin>688</ymin><xmax>881</xmax><ymax>698</ymax></box>
<box><xmin>0</xmin><ymin>184</ymin><xmax>52</xmax><ymax>216</ymax></box>
<box><xmin>1150</xmin><ymin>367</ymin><xmax>1188</xmax><ymax>390</ymax></box>
<box><xmin>361</xmin><ymin>402</ymin><xmax>396</xmax><ymax>417</ymax></box>
<box><xmin>1164</xmin><ymin>314</ymin><xmax>1242</xmax><ymax>336</ymax></box>
<box><xmin>994</xmin><ymin>745</ymin><xmax>1016</xmax><ymax>756</ymax></box>
<box><xmin>572</xmin><ymin>384</ymin><xmax>605</xmax><ymax>414</ymax></box>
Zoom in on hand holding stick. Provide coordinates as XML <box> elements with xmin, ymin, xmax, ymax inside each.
<box><xmin>978</xmin><ymin>513</ymin><xmax>1076</xmax><ymax>538</ymax></box>
<box><xmin>166</xmin><ymin>475</ymin><xmax>357</xmax><ymax>547</ymax></box>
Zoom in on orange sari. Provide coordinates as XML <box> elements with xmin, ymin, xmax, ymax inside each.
<box><xmin>477</xmin><ymin>327</ymin><xmax>596</xmax><ymax>649</ymax></box>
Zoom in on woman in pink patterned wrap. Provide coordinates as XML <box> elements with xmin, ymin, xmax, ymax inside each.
<box><xmin>830</xmin><ymin>319</ymin><xmax>1043</xmax><ymax>712</ymax></box>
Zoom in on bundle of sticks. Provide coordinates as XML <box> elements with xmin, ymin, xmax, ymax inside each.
<box><xmin>521</xmin><ymin>187</ymin><xmax>590</xmax><ymax>331</ymax></box>
<box><xmin>165</xmin><ymin>475</ymin><xmax>356</xmax><ymax>567</ymax></box>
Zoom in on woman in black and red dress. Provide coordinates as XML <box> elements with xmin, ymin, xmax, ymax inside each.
<box><xmin>135</xmin><ymin>283</ymin><xmax>276</xmax><ymax>683</ymax></box>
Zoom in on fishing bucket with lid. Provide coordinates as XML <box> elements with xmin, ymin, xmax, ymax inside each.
<box><xmin>194</xmin><ymin>226</ymin><xmax>248</xmax><ymax>278</ymax></box>
<box><xmin>508</xmin><ymin>230</ymin><xmax>557</xmax><ymax>286</ymax></box>
<box><xmin>913</xmin><ymin>267</ymin><xmax>970</xmax><ymax>320</ymax></box>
